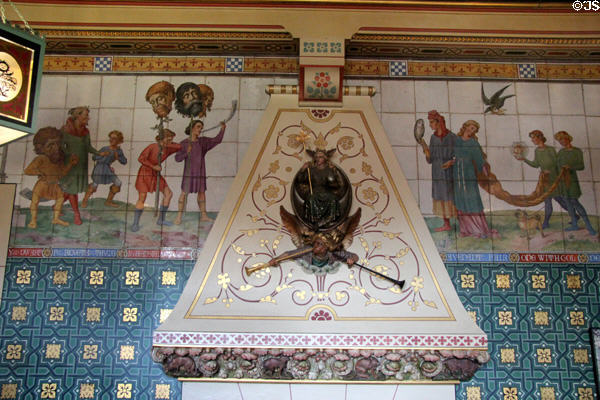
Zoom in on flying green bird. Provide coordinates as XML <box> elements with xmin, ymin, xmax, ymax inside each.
<box><xmin>482</xmin><ymin>84</ymin><xmax>515</xmax><ymax>115</ymax></box>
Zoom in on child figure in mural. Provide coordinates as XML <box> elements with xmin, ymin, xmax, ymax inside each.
<box><xmin>24</xmin><ymin>127</ymin><xmax>78</xmax><ymax>228</ymax></box>
<box><xmin>443</xmin><ymin>120</ymin><xmax>498</xmax><ymax>239</ymax></box>
<box><xmin>81</xmin><ymin>130</ymin><xmax>127</xmax><ymax>208</ymax></box>
<box><xmin>517</xmin><ymin>130</ymin><xmax>570</xmax><ymax>229</ymax></box>
<box><xmin>174</xmin><ymin>119</ymin><xmax>226</xmax><ymax>224</ymax></box>
<box><xmin>419</xmin><ymin>110</ymin><xmax>457</xmax><ymax>232</ymax></box>
<box><xmin>554</xmin><ymin>131</ymin><xmax>597</xmax><ymax>236</ymax></box>
<box><xmin>59</xmin><ymin>107</ymin><xmax>110</xmax><ymax>225</ymax></box>
<box><xmin>131</xmin><ymin>129</ymin><xmax>181</xmax><ymax>232</ymax></box>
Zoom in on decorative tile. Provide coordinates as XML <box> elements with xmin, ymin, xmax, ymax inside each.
<box><xmin>518</xmin><ymin>63</ymin><xmax>537</xmax><ymax>79</ymax></box>
<box><xmin>94</xmin><ymin>56</ymin><xmax>113</xmax><ymax>72</ymax></box>
<box><xmin>389</xmin><ymin>61</ymin><xmax>408</xmax><ymax>77</ymax></box>
<box><xmin>225</xmin><ymin>57</ymin><xmax>244</xmax><ymax>73</ymax></box>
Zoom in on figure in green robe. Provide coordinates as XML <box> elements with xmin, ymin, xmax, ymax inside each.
<box><xmin>555</xmin><ymin>131</ymin><xmax>597</xmax><ymax>236</ymax></box>
<box><xmin>520</xmin><ymin>130</ymin><xmax>570</xmax><ymax>229</ymax></box>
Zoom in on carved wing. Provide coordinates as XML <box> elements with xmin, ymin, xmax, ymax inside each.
<box><xmin>280</xmin><ymin>206</ymin><xmax>306</xmax><ymax>247</ymax></box>
<box><xmin>341</xmin><ymin>208</ymin><xmax>362</xmax><ymax>249</ymax></box>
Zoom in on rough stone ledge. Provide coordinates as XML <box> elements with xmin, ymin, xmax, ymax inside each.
<box><xmin>152</xmin><ymin>346</ymin><xmax>490</xmax><ymax>382</ymax></box>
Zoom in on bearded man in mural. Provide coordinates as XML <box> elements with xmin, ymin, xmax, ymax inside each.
<box><xmin>146</xmin><ymin>80</ymin><xmax>175</xmax><ymax>119</ymax></box>
<box><xmin>175</xmin><ymin>82</ymin><xmax>205</xmax><ymax>118</ymax></box>
<box><xmin>59</xmin><ymin>106</ymin><xmax>110</xmax><ymax>225</ymax></box>
<box><xmin>24</xmin><ymin>127</ymin><xmax>78</xmax><ymax>229</ymax></box>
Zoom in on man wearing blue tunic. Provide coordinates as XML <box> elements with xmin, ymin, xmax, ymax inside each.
<box><xmin>81</xmin><ymin>130</ymin><xmax>127</xmax><ymax>208</ymax></box>
<box><xmin>419</xmin><ymin>110</ymin><xmax>457</xmax><ymax>231</ymax></box>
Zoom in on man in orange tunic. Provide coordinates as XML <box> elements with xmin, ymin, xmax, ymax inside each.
<box><xmin>131</xmin><ymin>129</ymin><xmax>181</xmax><ymax>232</ymax></box>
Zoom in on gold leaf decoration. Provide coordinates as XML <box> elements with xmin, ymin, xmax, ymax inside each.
<box><xmin>314</xmin><ymin>133</ymin><xmax>328</xmax><ymax>150</ymax></box>
<box><xmin>240</xmin><ymin>285</ymin><xmax>253</xmax><ymax>291</ymax></box>
<box><xmin>336</xmin><ymin>291</ymin><xmax>346</xmax><ymax>301</ymax></box>
<box><xmin>204</xmin><ymin>297</ymin><xmax>217</xmax><ymax>304</ymax></box>
<box><xmin>252</xmin><ymin>175</ymin><xmax>262</xmax><ymax>192</ymax></box>
<box><xmin>260</xmin><ymin>295</ymin><xmax>276</xmax><ymax>304</ymax></box>
<box><xmin>365</xmin><ymin>297</ymin><xmax>381</xmax><ymax>306</ymax></box>
<box><xmin>362</xmin><ymin>162</ymin><xmax>372</xmax><ymax>176</ymax></box>
<box><xmin>379</xmin><ymin>178</ymin><xmax>389</xmax><ymax>195</ymax></box>
<box><xmin>396</xmin><ymin>248</ymin><xmax>410</xmax><ymax>258</ymax></box>
<box><xmin>275</xmin><ymin>284</ymin><xmax>292</xmax><ymax>292</ymax></box>
<box><xmin>295</xmin><ymin>290</ymin><xmax>306</xmax><ymax>300</ymax></box>
<box><xmin>231</xmin><ymin>244</ymin><xmax>246</xmax><ymax>255</ymax></box>
<box><xmin>383</xmin><ymin>232</ymin><xmax>401</xmax><ymax>239</ymax></box>
<box><xmin>328</xmin><ymin>122</ymin><xmax>341</xmax><ymax>136</ymax></box>
<box><xmin>389</xmin><ymin>286</ymin><xmax>403</xmax><ymax>294</ymax></box>
<box><xmin>424</xmin><ymin>300</ymin><xmax>438</xmax><ymax>309</ymax></box>
<box><xmin>240</xmin><ymin>229</ymin><xmax>259</xmax><ymax>237</ymax></box>
<box><xmin>273</xmin><ymin>145</ymin><xmax>282</xmax><ymax>154</ymax></box>
<box><xmin>269</xmin><ymin>160</ymin><xmax>280</xmax><ymax>173</ymax></box>
<box><xmin>359</xmin><ymin>237</ymin><xmax>369</xmax><ymax>251</ymax></box>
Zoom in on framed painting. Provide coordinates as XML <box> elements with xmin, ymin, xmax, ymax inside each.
<box><xmin>0</xmin><ymin>23</ymin><xmax>45</xmax><ymax>145</ymax></box>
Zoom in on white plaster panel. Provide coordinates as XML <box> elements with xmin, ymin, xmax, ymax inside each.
<box><xmin>134</xmin><ymin>75</ymin><xmax>172</xmax><ymax>109</ymax></box>
<box><xmin>238</xmin><ymin>383</ymin><xmax>290</xmax><ymax>400</ymax></box>
<box><xmin>36</xmin><ymin>108</ymin><xmax>67</xmax><ymax>131</ymax></box>
<box><xmin>583</xmin><ymin>83</ymin><xmax>600</xmax><ymax>116</ymax></box>
<box><xmin>578</xmin><ymin>148</ymin><xmax>594</xmax><ymax>182</ymax></box>
<box><xmin>579</xmin><ymin>181</ymin><xmax>598</xmax><ymax>215</ymax></box>
<box><xmin>381</xmin><ymin>113</ymin><xmax>417</xmax><ymax>146</ymax></box>
<box><xmin>548</xmin><ymin>82</ymin><xmax>584</xmax><ymax>115</ymax></box>
<box><xmin>480</xmin><ymin>81</ymin><xmax>517</xmax><ymax>115</ymax></box>
<box><xmin>238</xmin><ymin>109</ymin><xmax>264</xmax><ymax>142</ymax></box>
<box><xmin>415</xmin><ymin>80</ymin><xmax>449</xmax><ymax>113</ymax></box>
<box><xmin>66</xmin><ymin>75</ymin><xmax>102</xmax><ymax>108</ymax></box>
<box><xmin>290</xmin><ymin>384</ymin><xmax>346</xmax><ymax>400</ymax></box>
<box><xmin>346</xmin><ymin>78</ymin><xmax>382</xmax><ymax>113</ymax></box>
<box><xmin>97</xmin><ymin>108</ymin><xmax>134</xmax><ymax>147</ymax></box>
<box><xmin>590</xmin><ymin>148</ymin><xmax>600</xmax><ymax>181</ymax></box>
<box><xmin>484</xmin><ymin>115</ymin><xmax>519</xmax><ymax>147</ymax></box>
<box><xmin>240</xmin><ymin>77</ymin><xmax>274</xmax><ymax>110</ymax></box>
<box><xmin>586</xmin><ymin>117</ymin><xmax>600</xmax><ymax>148</ymax></box>
<box><xmin>408</xmin><ymin>179</ymin><xmax>420</xmax><ymax>204</ymax></box>
<box><xmin>394</xmin><ymin>385</ymin><xmax>455</xmax><ymax>400</ymax></box>
<box><xmin>203</xmin><ymin>108</ymin><xmax>240</xmax><ymax>143</ymax></box>
<box><xmin>0</xmin><ymin>266</ymin><xmax>4</xmax><ymax>304</ymax></box>
<box><xmin>274</xmin><ymin>77</ymin><xmax>299</xmax><ymax>86</ymax></box>
<box><xmin>449</xmin><ymin>114</ymin><xmax>487</xmax><ymax>147</ymax></box>
<box><xmin>17</xmin><ymin>174</ymin><xmax>38</xmax><ymax>209</ymax></box>
<box><xmin>182</xmin><ymin>382</ymin><xmax>243</xmax><ymax>400</ymax></box>
<box><xmin>551</xmin><ymin>115</ymin><xmax>589</xmax><ymax>148</ymax></box>
<box><xmin>515</xmin><ymin>82</ymin><xmax>550</xmax><ymax>115</ymax></box>
<box><xmin>418</xmin><ymin>179</ymin><xmax>434</xmax><ymax>215</ymax></box>
<box><xmin>204</xmin><ymin>143</ymin><xmax>238</xmax><ymax>177</ymax></box>
<box><xmin>449</xmin><ymin>81</ymin><xmax>484</xmax><ymax>114</ymax></box>
<box><xmin>518</xmin><ymin>115</ymin><xmax>553</xmax><ymax>143</ymax></box>
<box><xmin>171</xmin><ymin>75</ymin><xmax>206</xmax><ymax>93</ymax></box>
<box><xmin>205</xmin><ymin>177</ymin><xmax>234</xmax><ymax>212</ymax></box>
<box><xmin>4</xmin><ymin>141</ymin><xmax>27</xmax><ymax>175</ymax></box>
<box><xmin>39</xmin><ymin>76</ymin><xmax>67</xmax><ymax>109</ymax></box>
<box><xmin>381</xmin><ymin>80</ymin><xmax>415</xmax><ymax>113</ymax></box>
<box><xmin>490</xmin><ymin>180</ymin><xmax>523</xmax><ymax>212</ymax></box>
<box><xmin>347</xmin><ymin>384</ymin><xmax>398</xmax><ymax>400</ymax></box>
<box><xmin>132</xmin><ymin>108</ymin><xmax>161</xmax><ymax>142</ymax></box>
<box><xmin>416</xmin><ymin>143</ymin><xmax>432</xmax><ymax>181</ymax></box>
<box><xmin>237</xmin><ymin>142</ymin><xmax>250</xmax><ymax>171</ymax></box>
<box><xmin>392</xmin><ymin>146</ymin><xmax>418</xmax><ymax>180</ymax></box>
<box><xmin>84</xmin><ymin>108</ymin><xmax>101</xmax><ymax>145</ymax></box>
<box><xmin>206</xmin><ymin>76</ymin><xmax>240</xmax><ymax>111</ymax></box>
<box><xmin>101</xmin><ymin>75</ymin><xmax>136</xmax><ymax>108</ymax></box>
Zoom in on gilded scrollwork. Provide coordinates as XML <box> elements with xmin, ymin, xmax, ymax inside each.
<box><xmin>203</xmin><ymin>111</ymin><xmax>435</xmax><ymax>313</ymax></box>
